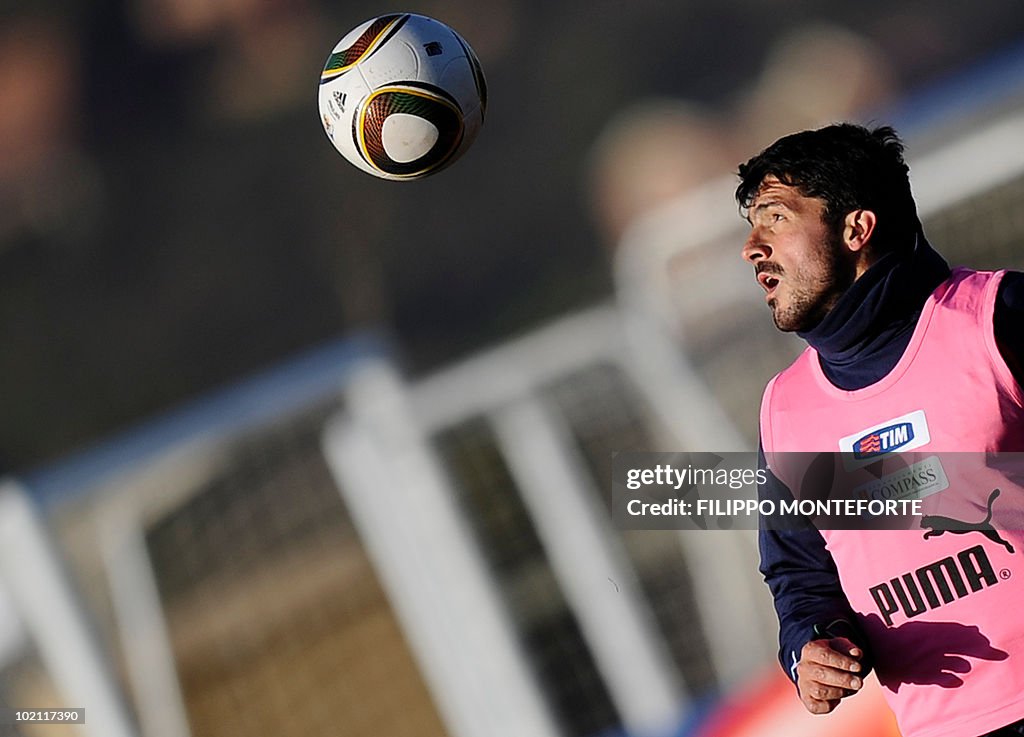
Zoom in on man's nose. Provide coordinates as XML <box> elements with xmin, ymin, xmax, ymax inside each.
<box><xmin>742</xmin><ymin>230</ymin><xmax>771</xmax><ymax>264</ymax></box>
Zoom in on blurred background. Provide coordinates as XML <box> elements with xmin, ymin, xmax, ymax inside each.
<box><xmin>2</xmin><ymin>0</ymin><xmax>1024</xmax><ymax>735</ymax></box>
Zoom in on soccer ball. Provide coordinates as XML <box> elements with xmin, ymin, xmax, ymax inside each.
<box><xmin>318</xmin><ymin>13</ymin><xmax>487</xmax><ymax>181</ymax></box>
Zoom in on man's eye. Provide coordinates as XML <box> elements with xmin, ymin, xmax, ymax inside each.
<box><xmin>772</xmin><ymin>212</ymin><xmax>785</xmax><ymax>222</ymax></box>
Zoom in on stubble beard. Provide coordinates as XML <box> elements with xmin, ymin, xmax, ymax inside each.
<box><xmin>769</xmin><ymin>235</ymin><xmax>854</xmax><ymax>333</ymax></box>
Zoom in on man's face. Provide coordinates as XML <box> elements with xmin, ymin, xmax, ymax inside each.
<box><xmin>741</xmin><ymin>176</ymin><xmax>854</xmax><ymax>332</ymax></box>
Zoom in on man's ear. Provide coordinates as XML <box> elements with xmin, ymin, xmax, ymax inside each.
<box><xmin>843</xmin><ymin>209</ymin><xmax>877</xmax><ymax>253</ymax></box>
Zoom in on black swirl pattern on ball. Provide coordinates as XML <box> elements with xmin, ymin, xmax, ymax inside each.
<box><xmin>320</xmin><ymin>14</ymin><xmax>409</xmax><ymax>83</ymax></box>
<box><xmin>357</xmin><ymin>85</ymin><xmax>464</xmax><ymax>177</ymax></box>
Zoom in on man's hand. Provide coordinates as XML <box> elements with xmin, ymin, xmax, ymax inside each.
<box><xmin>796</xmin><ymin>637</ymin><xmax>864</xmax><ymax>714</ymax></box>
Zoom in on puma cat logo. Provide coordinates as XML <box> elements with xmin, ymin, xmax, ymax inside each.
<box><xmin>920</xmin><ymin>488</ymin><xmax>1014</xmax><ymax>554</ymax></box>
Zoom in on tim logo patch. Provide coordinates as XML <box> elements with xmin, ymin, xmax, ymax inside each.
<box><xmin>853</xmin><ymin>422</ymin><xmax>914</xmax><ymax>459</ymax></box>
<box><xmin>839</xmin><ymin>410</ymin><xmax>930</xmax><ymax>470</ymax></box>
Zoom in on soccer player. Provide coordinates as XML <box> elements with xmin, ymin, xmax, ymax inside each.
<box><xmin>737</xmin><ymin>123</ymin><xmax>1024</xmax><ymax>737</ymax></box>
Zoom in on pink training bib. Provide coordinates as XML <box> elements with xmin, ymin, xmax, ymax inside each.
<box><xmin>761</xmin><ymin>269</ymin><xmax>1024</xmax><ymax>737</ymax></box>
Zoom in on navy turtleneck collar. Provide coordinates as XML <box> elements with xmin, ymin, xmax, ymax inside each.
<box><xmin>797</xmin><ymin>234</ymin><xmax>951</xmax><ymax>391</ymax></box>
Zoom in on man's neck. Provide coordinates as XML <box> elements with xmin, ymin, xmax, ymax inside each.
<box><xmin>798</xmin><ymin>235</ymin><xmax>951</xmax><ymax>391</ymax></box>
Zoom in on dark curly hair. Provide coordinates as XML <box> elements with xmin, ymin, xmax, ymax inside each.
<box><xmin>736</xmin><ymin>123</ymin><xmax>921</xmax><ymax>252</ymax></box>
